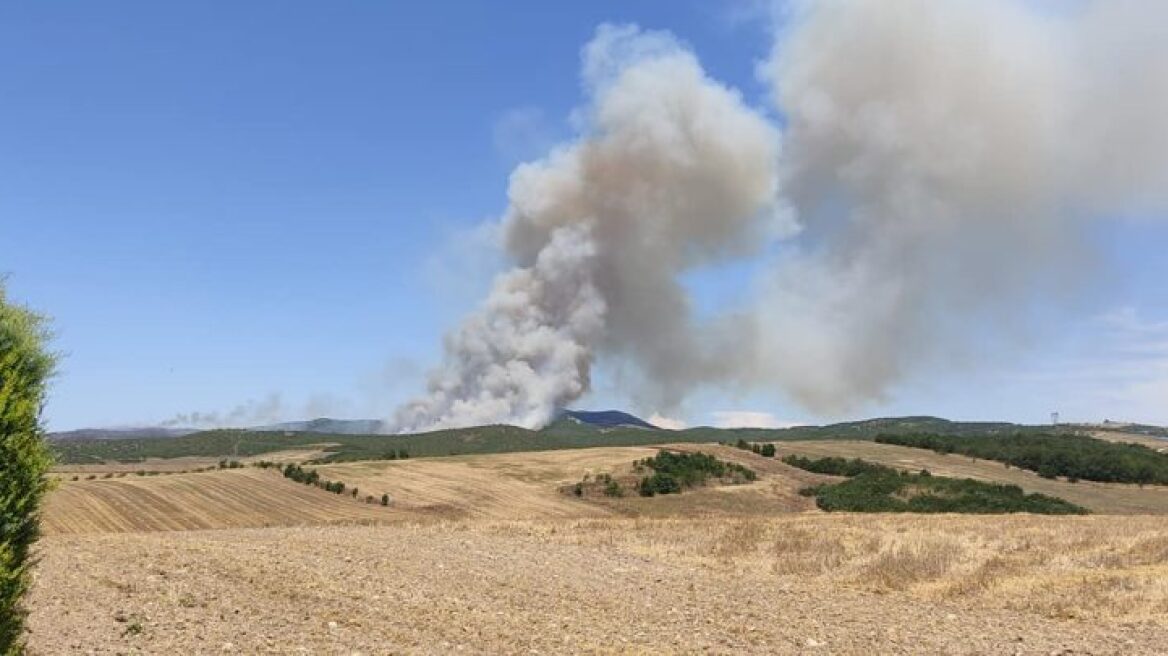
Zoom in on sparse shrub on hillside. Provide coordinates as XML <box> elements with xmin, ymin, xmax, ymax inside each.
<box><xmin>603</xmin><ymin>479</ymin><xmax>623</xmax><ymax>497</ymax></box>
<box><xmin>760</xmin><ymin>444</ymin><xmax>776</xmax><ymax>458</ymax></box>
<box><xmin>751</xmin><ymin>443</ymin><xmax>761</xmax><ymax>455</ymax></box>
<box><xmin>735</xmin><ymin>439</ymin><xmax>750</xmax><ymax>450</ymax></box>
<box><xmin>572</xmin><ymin>482</ymin><xmax>584</xmax><ymax>497</ymax></box>
<box><xmin>0</xmin><ymin>285</ymin><xmax>56</xmax><ymax>654</ymax></box>
<box><xmin>381</xmin><ymin>494</ymin><xmax>390</xmax><ymax>506</ymax></box>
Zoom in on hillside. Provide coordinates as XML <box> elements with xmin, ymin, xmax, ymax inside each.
<box><xmin>50</xmin><ymin>415</ymin><xmax>1076</xmax><ymax>465</ymax></box>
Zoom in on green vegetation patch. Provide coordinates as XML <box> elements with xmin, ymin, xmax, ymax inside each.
<box><xmin>635</xmin><ymin>450</ymin><xmax>756</xmax><ymax>497</ymax></box>
<box><xmin>875</xmin><ymin>432</ymin><xmax>1168</xmax><ymax>485</ymax></box>
<box><xmin>785</xmin><ymin>456</ymin><xmax>1087</xmax><ymax>515</ymax></box>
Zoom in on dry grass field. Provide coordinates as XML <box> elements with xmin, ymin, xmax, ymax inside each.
<box><xmin>25</xmin><ymin>441</ymin><xmax>1168</xmax><ymax>653</ymax></box>
<box><xmin>774</xmin><ymin>440</ymin><xmax>1168</xmax><ymax>514</ymax></box>
<box><xmin>27</xmin><ymin>515</ymin><xmax>1168</xmax><ymax>654</ymax></box>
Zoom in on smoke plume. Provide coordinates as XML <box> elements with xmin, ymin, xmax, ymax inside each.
<box><xmin>392</xmin><ymin>2</ymin><xmax>1168</xmax><ymax>432</ymax></box>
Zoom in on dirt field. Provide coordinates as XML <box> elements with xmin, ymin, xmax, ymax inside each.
<box><xmin>27</xmin><ymin>515</ymin><xmax>1168</xmax><ymax>654</ymax></box>
<box><xmin>774</xmin><ymin>440</ymin><xmax>1168</xmax><ymax>514</ymax></box>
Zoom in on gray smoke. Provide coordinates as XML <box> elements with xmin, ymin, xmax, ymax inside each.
<box><xmin>392</xmin><ymin>2</ymin><xmax>1168</xmax><ymax>431</ymax></box>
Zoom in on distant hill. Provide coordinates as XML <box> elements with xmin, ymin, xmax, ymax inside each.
<box><xmin>554</xmin><ymin>409</ymin><xmax>658</xmax><ymax>430</ymax></box>
<box><xmin>47</xmin><ymin>427</ymin><xmax>198</xmax><ymax>442</ymax></box>
<box><xmin>251</xmin><ymin>418</ymin><xmax>386</xmax><ymax>435</ymax></box>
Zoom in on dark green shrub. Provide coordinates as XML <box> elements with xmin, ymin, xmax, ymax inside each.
<box><xmin>760</xmin><ymin>444</ymin><xmax>776</xmax><ymax>458</ymax></box>
<box><xmin>0</xmin><ymin>287</ymin><xmax>56</xmax><ymax>654</ymax></box>
<box><xmin>381</xmin><ymin>494</ymin><xmax>390</xmax><ymax>506</ymax></box>
<box><xmin>638</xmin><ymin>474</ymin><xmax>682</xmax><ymax>496</ymax></box>
<box><xmin>781</xmin><ymin>455</ymin><xmax>893</xmax><ymax>477</ymax></box>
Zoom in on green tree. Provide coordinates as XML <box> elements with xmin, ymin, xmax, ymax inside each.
<box><xmin>0</xmin><ymin>286</ymin><xmax>56</xmax><ymax>654</ymax></box>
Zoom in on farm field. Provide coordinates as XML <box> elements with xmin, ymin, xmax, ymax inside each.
<box><xmin>41</xmin><ymin>468</ymin><xmax>391</xmax><ymax>534</ymax></box>
<box><xmin>774</xmin><ymin>440</ymin><xmax>1168</xmax><ymax>514</ymax></box>
<box><xmin>40</xmin><ymin>445</ymin><xmax>830</xmax><ymax>533</ymax></box>
<box><xmin>27</xmin><ymin>515</ymin><xmax>1168</xmax><ymax>654</ymax></box>
<box><xmin>27</xmin><ymin>440</ymin><xmax>1168</xmax><ymax>653</ymax></box>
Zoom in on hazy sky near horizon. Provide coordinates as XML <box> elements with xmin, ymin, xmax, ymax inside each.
<box><xmin>3</xmin><ymin>1</ymin><xmax>1167</xmax><ymax>431</ymax></box>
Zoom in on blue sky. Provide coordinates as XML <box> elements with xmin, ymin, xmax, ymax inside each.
<box><xmin>3</xmin><ymin>1</ymin><xmax>1166</xmax><ymax>430</ymax></box>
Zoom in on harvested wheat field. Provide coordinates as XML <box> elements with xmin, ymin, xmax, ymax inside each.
<box><xmin>42</xmin><ymin>468</ymin><xmax>391</xmax><ymax>534</ymax></box>
<box><xmin>27</xmin><ymin>514</ymin><xmax>1168</xmax><ymax>655</ymax></box>
<box><xmin>28</xmin><ymin>444</ymin><xmax>1168</xmax><ymax>653</ymax></box>
<box><xmin>775</xmin><ymin>440</ymin><xmax>1168</xmax><ymax>514</ymax></box>
<box><xmin>315</xmin><ymin>444</ymin><xmax>827</xmax><ymax>520</ymax></box>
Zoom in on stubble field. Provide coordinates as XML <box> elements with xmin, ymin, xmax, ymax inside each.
<box><xmin>26</xmin><ymin>442</ymin><xmax>1168</xmax><ymax>654</ymax></box>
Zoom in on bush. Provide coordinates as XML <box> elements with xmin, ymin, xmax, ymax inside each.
<box><xmin>0</xmin><ymin>286</ymin><xmax>56</xmax><ymax>654</ymax></box>
<box><xmin>760</xmin><ymin>444</ymin><xmax>776</xmax><ymax>458</ymax></box>
<box><xmin>381</xmin><ymin>494</ymin><xmax>390</xmax><ymax>506</ymax></box>
<box><xmin>638</xmin><ymin>474</ymin><xmax>681</xmax><ymax>497</ymax></box>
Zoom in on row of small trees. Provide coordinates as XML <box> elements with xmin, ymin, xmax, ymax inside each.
<box><xmin>279</xmin><ymin>463</ymin><xmax>390</xmax><ymax>506</ymax></box>
<box><xmin>733</xmin><ymin>439</ymin><xmax>776</xmax><ymax>458</ymax></box>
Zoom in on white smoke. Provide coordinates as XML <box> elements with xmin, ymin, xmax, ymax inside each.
<box><xmin>393</xmin><ymin>3</ymin><xmax>1168</xmax><ymax>432</ymax></box>
<box><xmin>745</xmin><ymin>0</ymin><xmax>1168</xmax><ymax>412</ymax></box>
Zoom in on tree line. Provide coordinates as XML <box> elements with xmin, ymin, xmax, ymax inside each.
<box><xmin>875</xmin><ymin>432</ymin><xmax>1168</xmax><ymax>485</ymax></box>
<box><xmin>784</xmin><ymin>455</ymin><xmax>1088</xmax><ymax>514</ymax></box>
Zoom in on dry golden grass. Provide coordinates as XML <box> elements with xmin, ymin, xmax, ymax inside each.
<box><xmin>470</xmin><ymin>514</ymin><xmax>1168</xmax><ymax>624</ymax></box>
<box><xmin>1089</xmin><ymin>429</ymin><xmax>1168</xmax><ymax>452</ymax></box>
<box><xmin>41</xmin><ymin>468</ymin><xmax>391</xmax><ymax>534</ymax></box>
<box><xmin>28</xmin><ymin>516</ymin><xmax>1168</xmax><ymax>654</ymax></box>
<box><xmin>774</xmin><ymin>440</ymin><xmax>1168</xmax><ymax>514</ymax></box>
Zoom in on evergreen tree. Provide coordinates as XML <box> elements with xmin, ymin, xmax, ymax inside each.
<box><xmin>0</xmin><ymin>286</ymin><xmax>56</xmax><ymax>654</ymax></box>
